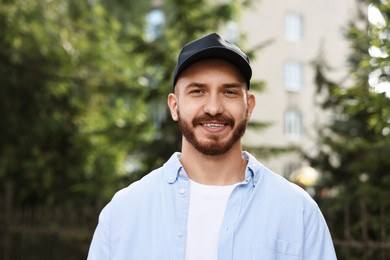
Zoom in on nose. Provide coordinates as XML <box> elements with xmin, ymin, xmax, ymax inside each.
<box><xmin>203</xmin><ymin>92</ymin><xmax>223</xmax><ymax>116</ymax></box>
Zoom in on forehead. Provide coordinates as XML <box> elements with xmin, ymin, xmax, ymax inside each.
<box><xmin>175</xmin><ymin>59</ymin><xmax>247</xmax><ymax>90</ymax></box>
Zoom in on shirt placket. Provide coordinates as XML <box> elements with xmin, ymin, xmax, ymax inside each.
<box><xmin>173</xmin><ymin>169</ymin><xmax>190</xmax><ymax>259</ymax></box>
<box><xmin>218</xmin><ymin>175</ymin><xmax>252</xmax><ymax>260</ymax></box>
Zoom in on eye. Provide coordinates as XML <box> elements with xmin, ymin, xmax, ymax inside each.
<box><xmin>224</xmin><ymin>89</ymin><xmax>239</xmax><ymax>96</ymax></box>
<box><xmin>189</xmin><ymin>88</ymin><xmax>205</xmax><ymax>95</ymax></box>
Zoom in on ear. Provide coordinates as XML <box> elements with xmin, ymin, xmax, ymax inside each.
<box><xmin>167</xmin><ymin>93</ymin><xmax>179</xmax><ymax>121</ymax></box>
<box><xmin>246</xmin><ymin>92</ymin><xmax>256</xmax><ymax>121</ymax></box>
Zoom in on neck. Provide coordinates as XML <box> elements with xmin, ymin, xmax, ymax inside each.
<box><xmin>180</xmin><ymin>140</ymin><xmax>247</xmax><ymax>185</ymax></box>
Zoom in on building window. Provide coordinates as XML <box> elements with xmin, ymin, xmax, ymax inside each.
<box><xmin>284</xmin><ymin>12</ymin><xmax>303</xmax><ymax>42</ymax></box>
<box><xmin>284</xmin><ymin>61</ymin><xmax>302</xmax><ymax>92</ymax></box>
<box><xmin>145</xmin><ymin>9</ymin><xmax>165</xmax><ymax>41</ymax></box>
<box><xmin>284</xmin><ymin>109</ymin><xmax>302</xmax><ymax>138</ymax></box>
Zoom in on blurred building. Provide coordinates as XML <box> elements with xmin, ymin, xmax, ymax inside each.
<box><xmin>234</xmin><ymin>0</ymin><xmax>356</xmax><ymax>178</ymax></box>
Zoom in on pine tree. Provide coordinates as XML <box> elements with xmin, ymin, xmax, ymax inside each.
<box><xmin>308</xmin><ymin>1</ymin><xmax>390</xmax><ymax>258</ymax></box>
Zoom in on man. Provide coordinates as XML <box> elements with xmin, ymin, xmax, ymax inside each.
<box><xmin>87</xmin><ymin>33</ymin><xmax>337</xmax><ymax>259</ymax></box>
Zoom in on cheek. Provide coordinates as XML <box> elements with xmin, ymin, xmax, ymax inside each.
<box><xmin>177</xmin><ymin>102</ymin><xmax>199</xmax><ymax>118</ymax></box>
<box><xmin>231</xmin><ymin>104</ymin><xmax>249</xmax><ymax>119</ymax></box>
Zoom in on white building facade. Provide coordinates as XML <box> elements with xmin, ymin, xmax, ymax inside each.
<box><xmin>236</xmin><ymin>0</ymin><xmax>356</xmax><ymax>177</ymax></box>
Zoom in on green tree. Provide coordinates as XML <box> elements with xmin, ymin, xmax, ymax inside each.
<box><xmin>0</xmin><ymin>0</ymin><xmax>155</xmax><ymax>207</ymax></box>
<box><xmin>308</xmin><ymin>0</ymin><xmax>390</xmax><ymax>259</ymax></box>
<box><xmin>0</xmin><ymin>0</ymin><xmax>157</xmax><ymax>258</ymax></box>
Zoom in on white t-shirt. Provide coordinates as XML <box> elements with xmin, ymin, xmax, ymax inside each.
<box><xmin>184</xmin><ymin>179</ymin><xmax>239</xmax><ymax>260</ymax></box>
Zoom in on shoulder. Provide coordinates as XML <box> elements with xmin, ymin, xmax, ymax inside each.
<box><xmin>113</xmin><ymin>168</ymin><xmax>162</xmax><ymax>201</ymax></box>
<box><xmin>246</xmin><ymin>152</ymin><xmax>328</xmax><ymax>226</ymax></box>
<box><xmin>110</xmin><ymin>152</ymin><xmax>182</xmax><ymax>205</ymax></box>
<box><xmin>240</xmin><ymin>153</ymin><xmax>335</xmax><ymax>258</ymax></box>
<box><xmin>245</xmin><ymin>152</ymin><xmax>316</xmax><ymax>207</ymax></box>
<box><xmin>97</xmin><ymin>164</ymin><xmax>174</xmax><ymax>230</ymax></box>
<box><xmin>264</xmin><ymin>166</ymin><xmax>313</xmax><ymax>202</ymax></box>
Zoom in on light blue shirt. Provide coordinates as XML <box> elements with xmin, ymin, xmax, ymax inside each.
<box><xmin>88</xmin><ymin>152</ymin><xmax>336</xmax><ymax>260</ymax></box>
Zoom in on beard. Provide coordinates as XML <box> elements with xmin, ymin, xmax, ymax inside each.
<box><xmin>177</xmin><ymin>111</ymin><xmax>248</xmax><ymax>156</ymax></box>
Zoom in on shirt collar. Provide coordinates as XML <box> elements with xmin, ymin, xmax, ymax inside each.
<box><xmin>164</xmin><ymin>152</ymin><xmax>185</xmax><ymax>184</ymax></box>
<box><xmin>242</xmin><ymin>151</ymin><xmax>262</xmax><ymax>187</ymax></box>
<box><xmin>163</xmin><ymin>151</ymin><xmax>262</xmax><ymax>186</ymax></box>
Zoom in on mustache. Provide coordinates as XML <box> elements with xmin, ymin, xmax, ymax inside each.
<box><xmin>192</xmin><ymin>114</ymin><xmax>235</xmax><ymax>126</ymax></box>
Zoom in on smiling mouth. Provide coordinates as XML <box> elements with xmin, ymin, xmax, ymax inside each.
<box><xmin>193</xmin><ymin>115</ymin><xmax>234</xmax><ymax>128</ymax></box>
<box><xmin>202</xmin><ymin>123</ymin><xmax>225</xmax><ymax>128</ymax></box>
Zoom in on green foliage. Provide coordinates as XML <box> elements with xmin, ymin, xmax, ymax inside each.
<box><xmin>0</xmin><ymin>0</ymin><xmax>155</xmax><ymax>206</ymax></box>
<box><xmin>309</xmin><ymin>0</ymin><xmax>390</xmax><ymax>258</ymax></box>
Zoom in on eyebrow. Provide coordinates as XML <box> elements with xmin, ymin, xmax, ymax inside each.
<box><xmin>184</xmin><ymin>82</ymin><xmax>244</xmax><ymax>89</ymax></box>
<box><xmin>185</xmin><ymin>82</ymin><xmax>206</xmax><ymax>89</ymax></box>
<box><xmin>221</xmin><ymin>83</ymin><xmax>243</xmax><ymax>89</ymax></box>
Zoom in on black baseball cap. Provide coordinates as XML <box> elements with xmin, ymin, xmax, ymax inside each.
<box><xmin>172</xmin><ymin>33</ymin><xmax>252</xmax><ymax>89</ymax></box>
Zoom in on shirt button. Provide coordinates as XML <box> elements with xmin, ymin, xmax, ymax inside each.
<box><xmin>179</xmin><ymin>188</ymin><xmax>186</xmax><ymax>194</ymax></box>
<box><xmin>177</xmin><ymin>232</ymin><xmax>184</xmax><ymax>238</ymax></box>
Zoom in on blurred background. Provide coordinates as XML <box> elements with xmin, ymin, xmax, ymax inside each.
<box><xmin>0</xmin><ymin>0</ymin><xmax>389</xmax><ymax>259</ymax></box>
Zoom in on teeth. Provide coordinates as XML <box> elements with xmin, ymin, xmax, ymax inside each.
<box><xmin>204</xmin><ymin>123</ymin><xmax>224</xmax><ymax>128</ymax></box>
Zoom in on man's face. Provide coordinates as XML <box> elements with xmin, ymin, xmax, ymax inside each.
<box><xmin>168</xmin><ymin>59</ymin><xmax>256</xmax><ymax>156</ymax></box>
